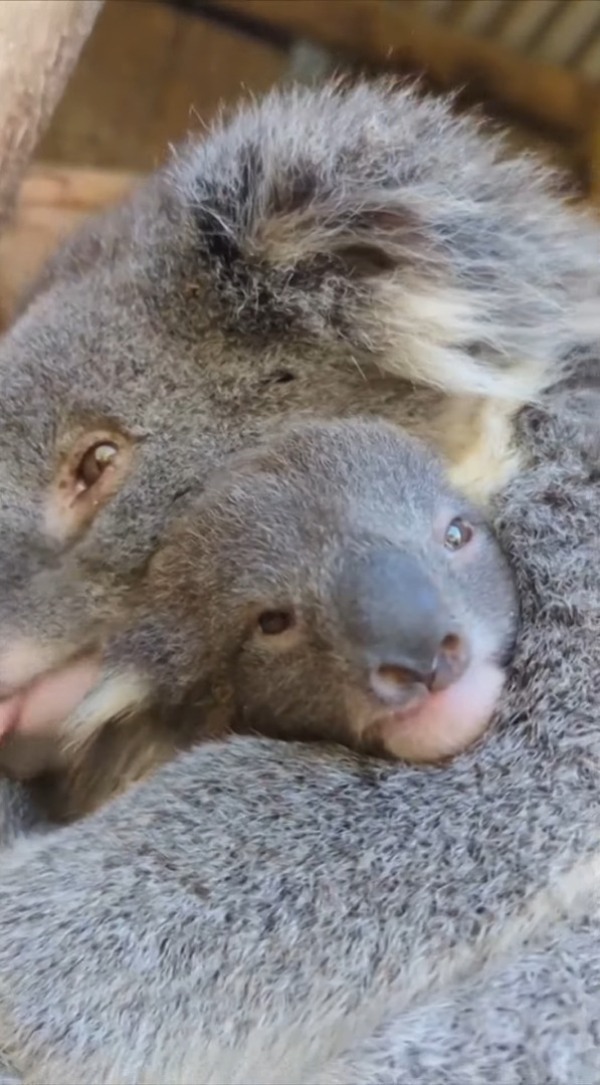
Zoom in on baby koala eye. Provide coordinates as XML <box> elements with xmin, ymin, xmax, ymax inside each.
<box><xmin>76</xmin><ymin>441</ymin><xmax>119</xmax><ymax>493</ymax></box>
<box><xmin>257</xmin><ymin>609</ymin><xmax>295</xmax><ymax>636</ymax></box>
<box><xmin>444</xmin><ymin>517</ymin><xmax>474</xmax><ymax>551</ymax></box>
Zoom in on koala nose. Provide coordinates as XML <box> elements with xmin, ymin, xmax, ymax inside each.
<box><xmin>336</xmin><ymin>547</ymin><xmax>469</xmax><ymax>706</ymax></box>
<box><xmin>370</xmin><ymin>631</ymin><xmax>468</xmax><ymax>708</ymax></box>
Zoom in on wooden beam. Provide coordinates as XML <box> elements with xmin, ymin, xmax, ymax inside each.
<box><xmin>0</xmin><ymin>0</ymin><xmax>104</xmax><ymax>224</ymax></box>
<box><xmin>210</xmin><ymin>0</ymin><xmax>588</xmax><ymax>138</ymax></box>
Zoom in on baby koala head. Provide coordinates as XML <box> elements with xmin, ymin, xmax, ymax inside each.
<box><xmin>107</xmin><ymin>418</ymin><xmax>519</xmax><ymax>764</ymax></box>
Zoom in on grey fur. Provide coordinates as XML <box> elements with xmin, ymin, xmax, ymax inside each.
<box><xmin>0</xmin><ymin>81</ymin><xmax>598</xmax><ymax>1081</ymax></box>
<box><xmin>0</xmin><ymin>779</ymin><xmax>46</xmax><ymax>847</ymax></box>
<box><xmin>319</xmin><ymin>910</ymin><xmax>600</xmax><ymax>1085</ymax></box>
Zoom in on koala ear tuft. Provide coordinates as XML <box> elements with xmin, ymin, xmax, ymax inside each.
<box><xmin>175</xmin><ymin>80</ymin><xmax>600</xmax><ymax>402</ymax></box>
<box><xmin>253</xmin><ymin>197</ymin><xmax>431</xmax><ymax>280</ymax></box>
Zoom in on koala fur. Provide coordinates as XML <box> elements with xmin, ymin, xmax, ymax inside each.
<box><xmin>0</xmin><ymin>79</ymin><xmax>599</xmax><ymax>812</ymax></box>
<box><xmin>0</xmin><ymin>80</ymin><xmax>598</xmax><ymax>1081</ymax></box>
<box><xmin>0</xmin><ymin>395</ymin><xmax>599</xmax><ymax>1083</ymax></box>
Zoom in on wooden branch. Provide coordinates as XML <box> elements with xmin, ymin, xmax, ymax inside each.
<box><xmin>0</xmin><ymin>163</ymin><xmax>135</xmax><ymax>326</ymax></box>
<box><xmin>211</xmin><ymin>0</ymin><xmax>588</xmax><ymax>138</ymax></box>
<box><xmin>0</xmin><ymin>0</ymin><xmax>104</xmax><ymax>225</ymax></box>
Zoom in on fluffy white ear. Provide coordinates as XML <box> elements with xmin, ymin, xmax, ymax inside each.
<box><xmin>175</xmin><ymin>80</ymin><xmax>600</xmax><ymax>402</ymax></box>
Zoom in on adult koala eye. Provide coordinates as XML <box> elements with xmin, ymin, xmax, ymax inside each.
<box><xmin>444</xmin><ymin>517</ymin><xmax>474</xmax><ymax>551</ymax></box>
<box><xmin>76</xmin><ymin>441</ymin><xmax>119</xmax><ymax>492</ymax></box>
<box><xmin>46</xmin><ymin>430</ymin><xmax>134</xmax><ymax>542</ymax></box>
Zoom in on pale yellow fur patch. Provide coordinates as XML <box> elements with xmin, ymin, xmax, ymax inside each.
<box><xmin>62</xmin><ymin>670</ymin><xmax>151</xmax><ymax>753</ymax></box>
<box><xmin>442</xmin><ymin>397</ymin><xmax>525</xmax><ymax>503</ymax></box>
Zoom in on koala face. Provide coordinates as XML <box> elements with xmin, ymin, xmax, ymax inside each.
<box><xmin>111</xmin><ymin>419</ymin><xmax>519</xmax><ymax>764</ymax></box>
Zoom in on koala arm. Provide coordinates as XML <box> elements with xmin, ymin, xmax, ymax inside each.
<box><xmin>0</xmin><ymin>725</ymin><xmax>598</xmax><ymax>1085</ymax></box>
<box><xmin>0</xmin><ymin>789</ymin><xmax>37</xmax><ymax>1085</ymax></box>
<box><xmin>318</xmin><ymin>906</ymin><xmax>600</xmax><ymax>1085</ymax></box>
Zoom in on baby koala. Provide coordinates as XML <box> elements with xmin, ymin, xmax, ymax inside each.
<box><xmin>0</xmin><ymin>419</ymin><xmax>518</xmax><ymax>823</ymax></box>
<box><xmin>100</xmin><ymin>417</ymin><xmax>519</xmax><ymax>767</ymax></box>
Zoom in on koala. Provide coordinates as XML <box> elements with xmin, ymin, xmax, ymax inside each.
<box><xmin>0</xmin><ymin>393</ymin><xmax>598</xmax><ymax>1085</ymax></box>
<box><xmin>120</xmin><ymin>420</ymin><xmax>516</xmax><ymax>753</ymax></box>
<box><xmin>0</xmin><ymin>79</ymin><xmax>598</xmax><ymax>810</ymax></box>
<box><xmin>23</xmin><ymin>416</ymin><xmax>517</xmax><ymax>820</ymax></box>
<box><xmin>0</xmin><ymin>78</ymin><xmax>598</xmax><ymax>1081</ymax></box>
<box><xmin>136</xmin><ymin>418</ymin><xmax>517</xmax><ymax>761</ymax></box>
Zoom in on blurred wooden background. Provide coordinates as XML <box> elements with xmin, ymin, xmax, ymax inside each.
<box><xmin>38</xmin><ymin>0</ymin><xmax>288</xmax><ymax>174</ymax></box>
<box><xmin>36</xmin><ymin>0</ymin><xmax>600</xmax><ymax>196</ymax></box>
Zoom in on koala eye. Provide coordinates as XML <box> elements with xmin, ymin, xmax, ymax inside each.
<box><xmin>444</xmin><ymin>517</ymin><xmax>474</xmax><ymax>551</ymax></box>
<box><xmin>46</xmin><ymin>429</ymin><xmax>134</xmax><ymax>543</ymax></box>
<box><xmin>76</xmin><ymin>442</ymin><xmax>119</xmax><ymax>492</ymax></box>
<box><xmin>257</xmin><ymin>609</ymin><xmax>295</xmax><ymax>636</ymax></box>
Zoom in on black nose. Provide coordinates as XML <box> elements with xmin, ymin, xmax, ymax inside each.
<box><xmin>335</xmin><ymin>547</ymin><xmax>469</xmax><ymax>706</ymax></box>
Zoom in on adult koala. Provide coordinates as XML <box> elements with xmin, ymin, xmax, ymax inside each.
<box><xmin>0</xmin><ymin>81</ymin><xmax>598</xmax><ymax>1083</ymax></box>
<box><xmin>0</xmin><ymin>80</ymin><xmax>597</xmax><ymax>808</ymax></box>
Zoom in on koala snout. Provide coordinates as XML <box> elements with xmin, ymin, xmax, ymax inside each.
<box><xmin>370</xmin><ymin>632</ymin><xmax>470</xmax><ymax>709</ymax></box>
<box><xmin>334</xmin><ymin>547</ymin><xmax>469</xmax><ymax>704</ymax></box>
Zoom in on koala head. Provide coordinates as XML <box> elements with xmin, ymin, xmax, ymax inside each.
<box><xmin>0</xmin><ymin>80</ymin><xmax>592</xmax><ymax>777</ymax></box>
<box><xmin>102</xmin><ymin>418</ymin><xmax>519</xmax><ymax>764</ymax></box>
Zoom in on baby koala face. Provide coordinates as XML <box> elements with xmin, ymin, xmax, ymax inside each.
<box><xmin>110</xmin><ymin>417</ymin><xmax>519</xmax><ymax>764</ymax></box>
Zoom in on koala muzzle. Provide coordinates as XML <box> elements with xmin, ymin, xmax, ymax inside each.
<box><xmin>335</xmin><ymin>548</ymin><xmax>469</xmax><ymax>708</ymax></box>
